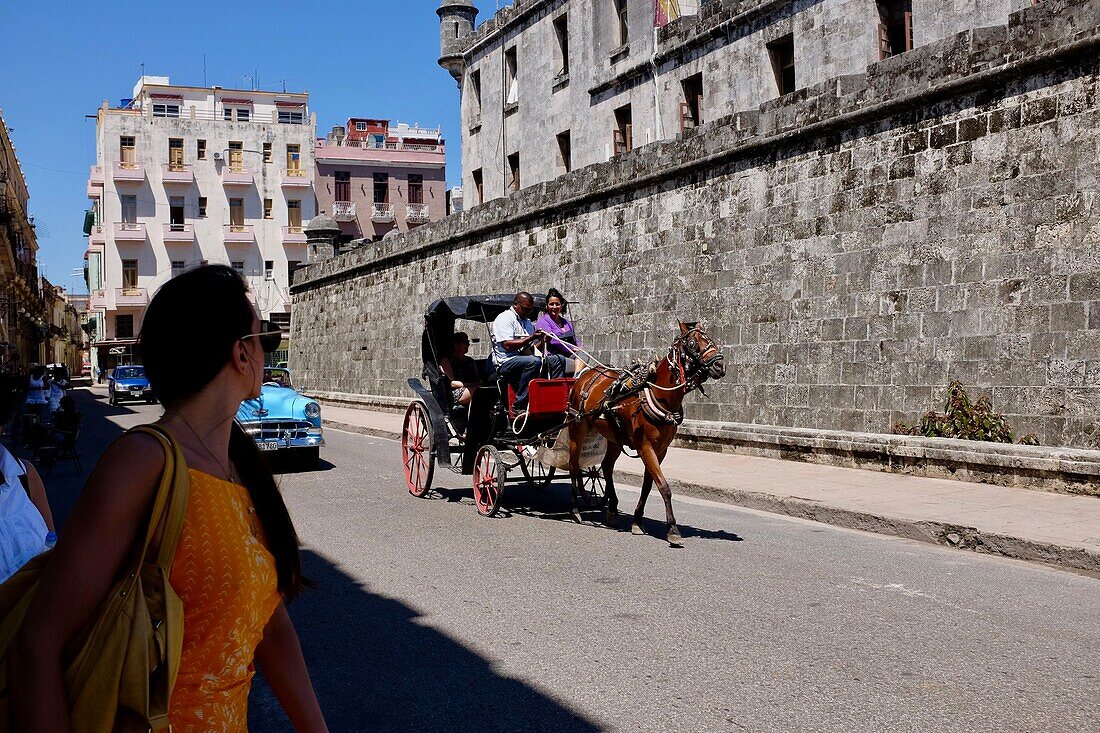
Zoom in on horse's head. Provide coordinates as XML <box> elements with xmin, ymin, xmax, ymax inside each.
<box><xmin>677</xmin><ymin>321</ymin><xmax>726</xmax><ymax>383</ymax></box>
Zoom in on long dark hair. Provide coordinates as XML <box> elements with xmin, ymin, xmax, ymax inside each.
<box><xmin>140</xmin><ymin>265</ymin><xmax>305</xmax><ymax>600</ymax></box>
<box><xmin>546</xmin><ymin>287</ymin><xmax>568</xmax><ymax>315</ymax></box>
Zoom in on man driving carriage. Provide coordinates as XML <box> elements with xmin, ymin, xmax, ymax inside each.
<box><xmin>491</xmin><ymin>292</ymin><xmax>574</xmax><ymax>411</ymax></box>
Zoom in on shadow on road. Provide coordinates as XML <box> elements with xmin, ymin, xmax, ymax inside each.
<box><xmin>248</xmin><ymin>550</ymin><xmax>603</xmax><ymax>733</ymax></box>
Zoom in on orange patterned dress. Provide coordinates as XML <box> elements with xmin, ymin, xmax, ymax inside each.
<box><xmin>168</xmin><ymin>469</ymin><xmax>281</xmax><ymax>732</ymax></box>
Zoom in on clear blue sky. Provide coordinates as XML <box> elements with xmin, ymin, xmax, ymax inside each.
<box><xmin>0</xmin><ymin>0</ymin><xmax>506</xmax><ymax>293</ymax></box>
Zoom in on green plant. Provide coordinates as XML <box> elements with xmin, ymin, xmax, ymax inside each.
<box><xmin>893</xmin><ymin>381</ymin><xmax>1039</xmax><ymax>445</ymax></box>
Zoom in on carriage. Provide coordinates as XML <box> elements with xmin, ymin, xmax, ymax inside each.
<box><xmin>400</xmin><ymin>294</ymin><xmax>607</xmax><ymax>516</ymax></box>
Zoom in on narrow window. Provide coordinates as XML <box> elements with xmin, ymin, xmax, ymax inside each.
<box><xmin>373</xmin><ymin>173</ymin><xmax>389</xmax><ymax>204</ymax></box>
<box><xmin>121</xmin><ymin>260</ymin><xmax>138</xmax><ymax>289</ymax></box>
<box><xmin>453</xmin><ymin>21</ymin><xmax>459</xmax><ymax>38</ymax></box>
<box><xmin>553</xmin><ymin>15</ymin><xmax>570</xmax><ymax>77</ymax></box>
<box><xmin>119</xmin><ymin>136</ymin><xmax>136</xmax><ymax>167</ymax></box>
<box><xmin>768</xmin><ymin>35</ymin><xmax>796</xmax><ymax>96</ymax></box>
<box><xmin>223</xmin><ymin>107</ymin><xmax>233</xmax><ymax>120</ymax></box>
<box><xmin>263</xmin><ymin>198</ymin><xmax>273</xmax><ymax>220</ymax></box>
<box><xmin>236</xmin><ymin>107</ymin><xmax>250</xmax><ymax>122</ymax></box>
<box><xmin>120</xmin><ymin>195</ymin><xmax>137</xmax><ymax>224</ymax></box>
<box><xmin>264</xmin><ymin>260</ymin><xmax>275</xmax><ymax>281</ymax></box>
<box><xmin>277</xmin><ymin>109</ymin><xmax>304</xmax><ymax>125</ymax></box>
<box><xmin>228</xmin><ymin>140</ymin><xmax>244</xmax><ymax>171</ymax></box>
<box><xmin>334</xmin><ymin>171</ymin><xmax>351</xmax><ymax>202</ymax></box>
<box><xmin>152</xmin><ymin>103</ymin><xmax>179</xmax><ymax>118</ymax></box>
<box><xmin>115</xmin><ymin>314</ymin><xmax>135</xmax><ymax>338</ymax></box>
<box><xmin>507</xmin><ymin>153</ymin><xmax>520</xmax><ymax>193</ymax></box>
<box><xmin>472</xmin><ymin>168</ymin><xmax>484</xmax><ymax>204</ymax></box>
<box><xmin>286</xmin><ymin>143</ymin><xmax>301</xmax><ymax>174</ymax></box>
<box><xmin>229</xmin><ymin>198</ymin><xmax>244</xmax><ymax>228</ymax></box>
<box><xmin>232</xmin><ymin>260</ymin><xmax>245</xmax><ymax>276</ymax></box>
<box><xmin>408</xmin><ymin>174</ymin><xmax>423</xmax><ymax>205</ymax></box>
<box><xmin>171</xmin><ymin>260</ymin><xmax>185</xmax><ymax>277</ymax></box>
<box><xmin>680</xmin><ymin>73</ymin><xmax>704</xmax><ymax>131</ymax></box>
<box><xmin>469</xmin><ymin>70</ymin><xmax>482</xmax><ymax>118</ymax></box>
<box><xmin>197</xmin><ymin>139</ymin><xmax>207</xmax><ymax>160</ymax></box>
<box><xmin>504</xmin><ymin>47</ymin><xmax>518</xmax><ymax>105</ymax></box>
<box><xmin>613</xmin><ymin>0</ymin><xmax>629</xmax><ymax>47</ymax></box>
<box><xmin>613</xmin><ymin>104</ymin><xmax>633</xmax><ymax>156</ymax></box>
<box><xmin>169</xmin><ymin>196</ymin><xmax>185</xmax><ymax>229</ymax></box>
<box><xmin>287</xmin><ymin>200</ymin><xmax>302</xmax><ymax>230</ymax></box>
<box><xmin>262</xmin><ymin>142</ymin><xmax>272</xmax><ymax>163</ymax></box>
<box><xmin>877</xmin><ymin>1</ymin><xmax>913</xmax><ymax>59</ymax></box>
<box><xmin>557</xmin><ymin>131</ymin><xmax>572</xmax><ymax>174</ymax></box>
<box><xmin>168</xmin><ymin>138</ymin><xmax>184</xmax><ymax>170</ymax></box>
<box><xmin>355</xmin><ymin>121</ymin><xmax>367</xmax><ymax>131</ymax></box>
<box><xmin>198</xmin><ymin>196</ymin><xmax>207</xmax><ymax>217</ymax></box>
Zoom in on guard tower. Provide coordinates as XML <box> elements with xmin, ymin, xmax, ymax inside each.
<box><xmin>437</xmin><ymin>0</ymin><xmax>478</xmax><ymax>86</ymax></box>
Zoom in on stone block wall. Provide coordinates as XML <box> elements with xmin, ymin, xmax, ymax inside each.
<box><xmin>295</xmin><ymin>2</ymin><xmax>1100</xmax><ymax>449</ymax></box>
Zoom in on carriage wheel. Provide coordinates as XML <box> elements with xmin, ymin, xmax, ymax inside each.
<box><xmin>401</xmin><ymin>402</ymin><xmax>435</xmax><ymax>498</ymax></box>
<box><xmin>472</xmin><ymin>445</ymin><xmax>506</xmax><ymax>517</ymax></box>
<box><xmin>532</xmin><ymin>459</ymin><xmax>556</xmax><ymax>491</ymax></box>
<box><xmin>577</xmin><ymin>466</ymin><xmax>608</xmax><ymax>510</ymax></box>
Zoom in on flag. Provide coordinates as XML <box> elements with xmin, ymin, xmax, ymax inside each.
<box><xmin>654</xmin><ymin>0</ymin><xmax>681</xmax><ymax>27</ymax></box>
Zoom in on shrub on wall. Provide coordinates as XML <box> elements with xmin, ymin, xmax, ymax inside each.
<box><xmin>894</xmin><ymin>381</ymin><xmax>1040</xmax><ymax>445</ymax></box>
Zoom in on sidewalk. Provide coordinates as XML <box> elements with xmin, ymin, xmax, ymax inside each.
<box><xmin>320</xmin><ymin>404</ymin><xmax>1100</xmax><ymax>575</ymax></box>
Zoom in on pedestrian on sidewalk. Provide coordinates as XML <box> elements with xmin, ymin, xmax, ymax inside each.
<box><xmin>8</xmin><ymin>265</ymin><xmax>329</xmax><ymax>732</ymax></box>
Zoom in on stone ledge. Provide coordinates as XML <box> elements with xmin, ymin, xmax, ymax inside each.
<box><xmin>676</xmin><ymin>421</ymin><xmax>1100</xmax><ymax>497</ymax></box>
<box><xmin>309</xmin><ymin>391</ymin><xmax>407</xmax><ymax>412</ymax></box>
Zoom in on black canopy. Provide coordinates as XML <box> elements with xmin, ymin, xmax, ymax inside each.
<box><xmin>421</xmin><ymin>294</ymin><xmax>547</xmax><ymax>369</ymax></box>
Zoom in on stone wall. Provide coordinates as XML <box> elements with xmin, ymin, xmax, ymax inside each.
<box><xmin>295</xmin><ymin>2</ymin><xmax>1100</xmax><ymax>450</ymax></box>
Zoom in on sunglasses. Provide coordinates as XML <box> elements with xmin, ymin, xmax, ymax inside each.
<box><xmin>241</xmin><ymin>320</ymin><xmax>284</xmax><ymax>353</ymax></box>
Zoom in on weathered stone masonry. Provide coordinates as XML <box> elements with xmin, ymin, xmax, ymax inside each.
<box><xmin>294</xmin><ymin>3</ymin><xmax>1100</xmax><ymax>458</ymax></box>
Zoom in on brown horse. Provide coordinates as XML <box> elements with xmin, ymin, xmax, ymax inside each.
<box><xmin>566</xmin><ymin>322</ymin><xmax>726</xmax><ymax>546</ymax></box>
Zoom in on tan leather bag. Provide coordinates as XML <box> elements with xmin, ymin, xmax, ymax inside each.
<box><xmin>0</xmin><ymin>424</ymin><xmax>190</xmax><ymax>732</ymax></box>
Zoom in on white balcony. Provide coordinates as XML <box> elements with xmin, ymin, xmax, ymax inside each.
<box><xmin>371</xmin><ymin>203</ymin><xmax>395</xmax><ymax>223</ymax></box>
<box><xmin>89</xmin><ymin>225</ymin><xmax>106</xmax><ymax>245</ymax></box>
<box><xmin>113</xmin><ymin>222</ymin><xmax>147</xmax><ymax>241</ymax></box>
<box><xmin>87</xmin><ymin>165</ymin><xmax>104</xmax><ymax>198</ymax></box>
<box><xmin>282</xmin><ymin>226</ymin><xmax>307</xmax><ymax>245</ymax></box>
<box><xmin>223</xmin><ymin>224</ymin><xmax>255</xmax><ymax>244</ymax></box>
<box><xmin>162</xmin><ymin>223</ymin><xmax>195</xmax><ymax>242</ymax></box>
<box><xmin>112</xmin><ymin>161</ymin><xmax>144</xmax><ymax>183</ymax></box>
<box><xmin>331</xmin><ymin>201</ymin><xmax>356</xmax><ymax>222</ymax></box>
<box><xmin>220</xmin><ymin>167</ymin><xmax>254</xmax><ymax>186</ymax></box>
<box><xmin>115</xmin><ymin>287</ymin><xmax>149</xmax><ymax>307</ymax></box>
<box><xmin>406</xmin><ymin>203</ymin><xmax>430</xmax><ymax>224</ymax></box>
<box><xmin>89</xmin><ymin>289</ymin><xmax>107</xmax><ymax>309</ymax></box>
<box><xmin>161</xmin><ymin>163</ymin><xmax>194</xmax><ymax>185</ymax></box>
<box><xmin>281</xmin><ymin>168</ymin><xmax>311</xmax><ymax>187</ymax></box>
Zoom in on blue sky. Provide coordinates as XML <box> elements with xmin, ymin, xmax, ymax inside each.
<box><xmin>0</xmin><ymin>0</ymin><xmax>507</xmax><ymax>293</ymax></box>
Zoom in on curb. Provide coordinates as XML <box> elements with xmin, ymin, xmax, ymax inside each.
<box><xmin>324</xmin><ymin>420</ymin><xmax>1100</xmax><ymax>577</ymax></box>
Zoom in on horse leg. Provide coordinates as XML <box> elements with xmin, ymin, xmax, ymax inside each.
<box><xmin>638</xmin><ymin>443</ymin><xmax>682</xmax><ymax>547</ymax></box>
<box><xmin>631</xmin><ymin>471</ymin><xmax>653</xmax><ymax>536</ymax></box>
<box><xmin>566</xmin><ymin>422</ymin><xmax>584</xmax><ymax>524</ymax></box>
<box><xmin>601</xmin><ymin>439</ymin><xmax>620</xmax><ymax>527</ymax></box>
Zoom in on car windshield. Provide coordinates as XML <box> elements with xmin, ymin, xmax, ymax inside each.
<box><xmin>263</xmin><ymin>368</ymin><xmax>292</xmax><ymax>388</ymax></box>
<box><xmin>114</xmin><ymin>366</ymin><xmax>145</xmax><ymax>379</ymax></box>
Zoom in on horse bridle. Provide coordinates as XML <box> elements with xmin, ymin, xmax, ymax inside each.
<box><xmin>665</xmin><ymin>327</ymin><xmax>724</xmax><ymax>393</ymax></box>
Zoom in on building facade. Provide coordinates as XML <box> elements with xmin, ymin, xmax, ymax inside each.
<box><xmin>439</xmin><ymin>0</ymin><xmax>1038</xmax><ymax>207</ymax></box>
<box><xmin>84</xmin><ymin>76</ymin><xmax>316</xmax><ymax>372</ymax></box>
<box><xmin>314</xmin><ymin>119</ymin><xmax>446</xmax><ymax>245</ymax></box>
<box><xmin>0</xmin><ymin>107</ymin><xmax>46</xmax><ymax>367</ymax></box>
<box><xmin>41</xmin><ymin>280</ymin><xmax>86</xmax><ymax>373</ymax></box>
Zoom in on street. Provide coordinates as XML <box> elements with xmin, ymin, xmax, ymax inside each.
<box><xmin>44</xmin><ymin>389</ymin><xmax>1100</xmax><ymax>732</ymax></box>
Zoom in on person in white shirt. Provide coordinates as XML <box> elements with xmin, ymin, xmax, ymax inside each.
<box><xmin>491</xmin><ymin>292</ymin><xmax>569</xmax><ymax>410</ymax></box>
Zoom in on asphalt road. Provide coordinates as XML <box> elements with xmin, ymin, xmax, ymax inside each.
<box><xmin>37</xmin><ymin>391</ymin><xmax>1100</xmax><ymax>732</ymax></box>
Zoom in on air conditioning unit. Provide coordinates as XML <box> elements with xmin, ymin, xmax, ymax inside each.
<box><xmin>212</xmin><ymin>152</ymin><xmax>223</xmax><ymax>161</ymax></box>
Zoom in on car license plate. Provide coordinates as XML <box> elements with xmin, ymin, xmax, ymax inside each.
<box><xmin>258</xmin><ymin>441</ymin><xmax>281</xmax><ymax>452</ymax></box>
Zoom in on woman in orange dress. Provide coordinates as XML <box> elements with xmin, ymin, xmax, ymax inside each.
<box><xmin>10</xmin><ymin>265</ymin><xmax>329</xmax><ymax>732</ymax></box>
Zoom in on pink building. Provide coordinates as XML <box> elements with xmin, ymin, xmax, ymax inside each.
<box><xmin>314</xmin><ymin>119</ymin><xmax>446</xmax><ymax>244</ymax></box>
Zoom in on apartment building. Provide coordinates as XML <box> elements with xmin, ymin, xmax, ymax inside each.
<box><xmin>84</xmin><ymin>76</ymin><xmax>316</xmax><ymax>371</ymax></box>
<box><xmin>437</xmin><ymin>0</ymin><xmax>1034</xmax><ymax>206</ymax></box>
<box><xmin>314</xmin><ymin>119</ymin><xmax>446</xmax><ymax>244</ymax></box>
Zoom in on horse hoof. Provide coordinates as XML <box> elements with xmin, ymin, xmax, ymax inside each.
<box><xmin>668</xmin><ymin>532</ymin><xmax>684</xmax><ymax>548</ymax></box>
<box><xmin>631</xmin><ymin>523</ymin><xmax>645</xmax><ymax>536</ymax></box>
<box><xmin>603</xmin><ymin>509</ymin><xmax>618</xmax><ymax>527</ymax></box>
<box><xmin>571</xmin><ymin>510</ymin><xmax>584</xmax><ymax>524</ymax></box>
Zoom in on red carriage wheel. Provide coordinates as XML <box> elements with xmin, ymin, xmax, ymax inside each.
<box><xmin>401</xmin><ymin>402</ymin><xmax>435</xmax><ymax>497</ymax></box>
<box><xmin>472</xmin><ymin>445</ymin><xmax>506</xmax><ymax>517</ymax></box>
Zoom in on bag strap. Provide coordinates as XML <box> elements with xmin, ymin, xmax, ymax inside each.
<box><xmin>127</xmin><ymin>425</ymin><xmax>190</xmax><ymax>572</ymax></box>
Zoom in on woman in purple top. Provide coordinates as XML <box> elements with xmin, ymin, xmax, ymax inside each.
<box><xmin>536</xmin><ymin>288</ymin><xmax>586</xmax><ymax>372</ymax></box>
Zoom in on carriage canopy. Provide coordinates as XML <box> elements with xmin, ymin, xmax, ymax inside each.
<box><xmin>421</xmin><ymin>294</ymin><xmax>548</xmax><ymax>369</ymax></box>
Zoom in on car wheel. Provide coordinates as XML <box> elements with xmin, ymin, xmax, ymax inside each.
<box><xmin>298</xmin><ymin>447</ymin><xmax>320</xmax><ymax>471</ymax></box>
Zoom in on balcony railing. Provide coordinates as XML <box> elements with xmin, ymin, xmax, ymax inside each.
<box><xmin>371</xmin><ymin>203</ymin><xmax>395</xmax><ymax>222</ymax></box>
<box><xmin>115</xmin><ymin>287</ymin><xmax>149</xmax><ymax>307</ymax></box>
<box><xmin>282</xmin><ymin>226</ymin><xmax>307</xmax><ymax>244</ymax></box>
<box><xmin>113</xmin><ymin>222</ymin><xmax>147</xmax><ymax>241</ymax></box>
<box><xmin>89</xmin><ymin>289</ymin><xmax>107</xmax><ymax>309</ymax></box>
<box><xmin>162</xmin><ymin>223</ymin><xmax>195</xmax><ymax>242</ymax></box>
<box><xmin>406</xmin><ymin>203</ymin><xmax>430</xmax><ymax>224</ymax></box>
<box><xmin>223</xmin><ymin>224</ymin><xmax>255</xmax><ymax>243</ymax></box>
<box><xmin>89</xmin><ymin>225</ymin><xmax>106</xmax><ymax>245</ymax></box>
<box><xmin>281</xmin><ymin>168</ymin><xmax>311</xmax><ymax>186</ymax></box>
<box><xmin>162</xmin><ymin>163</ymin><xmax>194</xmax><ymax>184</ymax></box>
<box><xmin>220</xmin><ymin>166</ymin><xmax>254</xmax><ymax>186</ymax></box>
<box><xmin>112</xmin><ymin>161</ymin><xmax>145</xmax><ymax>183</ymax></box>
<box><xmin>322</xmin><ymin>138</ymin><xmax>443</xmax><ymax>153</ymax></box>
<box><xmin>87</xmin><ymin>165</ymin><xmax>104</xmax><ymax>198</ymax></box>
<box><xmin>331</xmin><ymin>201</ymin><xmax>356</xmax><ymax>221</ymax></box>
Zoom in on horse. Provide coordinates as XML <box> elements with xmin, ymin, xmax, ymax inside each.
<box><xmin>566</xmin><ymin>322</ymin><xmax>726</xmax><ymax>546</ymax></box>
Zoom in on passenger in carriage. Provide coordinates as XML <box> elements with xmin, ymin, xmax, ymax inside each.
<box><xmin>535</xmin><ymin>288</ymin><xmax>586</xmax><ymax>372</ymax></box>
<box><xmin>439</xmin><ymin>331</ymin><xmax>480</xmax><ymax>408</ymax></box>
<box><xmin>492</xmin><ymin>291</ymin><xmax>572</xmax><ymax>411</ymax></box>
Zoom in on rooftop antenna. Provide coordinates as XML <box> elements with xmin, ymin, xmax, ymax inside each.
<box><xmin>203</xmin><ymin>54</ymin><xmax>207</xmax><ymax>86</ymax></box>
<box><xmin>140</xmin><ymin>61</ymin><xmax>145</xmax><ymax>81</ymax></box>
<box><xmin>281</xmin><ymin>79</ymin><xmax>287</xmax><ymax>92</ymax></box>
<box><xmin>253</xmin><ymin>69</ymin><xmax>258</xmax><ymax>90</ymax></box>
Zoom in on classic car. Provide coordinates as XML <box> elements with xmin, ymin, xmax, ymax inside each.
<box><xmin>108</xmin><ymin>365</ymin><xmax>154</xmax><ymax>405</ymax></box>
<box><xmin>236</xmin><ymin>367</ymin><xmax>324</xmax><ymax>468</ymax></box>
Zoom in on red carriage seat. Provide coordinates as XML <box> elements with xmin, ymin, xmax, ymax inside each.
<box><xmin>506</xmin><ymin>378</ymin><xmax>576</xmax><ymax>419</ymax></box>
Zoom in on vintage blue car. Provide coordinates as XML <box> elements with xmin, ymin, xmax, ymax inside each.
<box><xmin>236</xmin><ymin>367</ymin><xmax>324</xmax><ymax>468</ymax></box>
<box><xmin>108</xmin><ymin>365</ymin><xmax>154</xmax><ymax>406</ymax></box>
